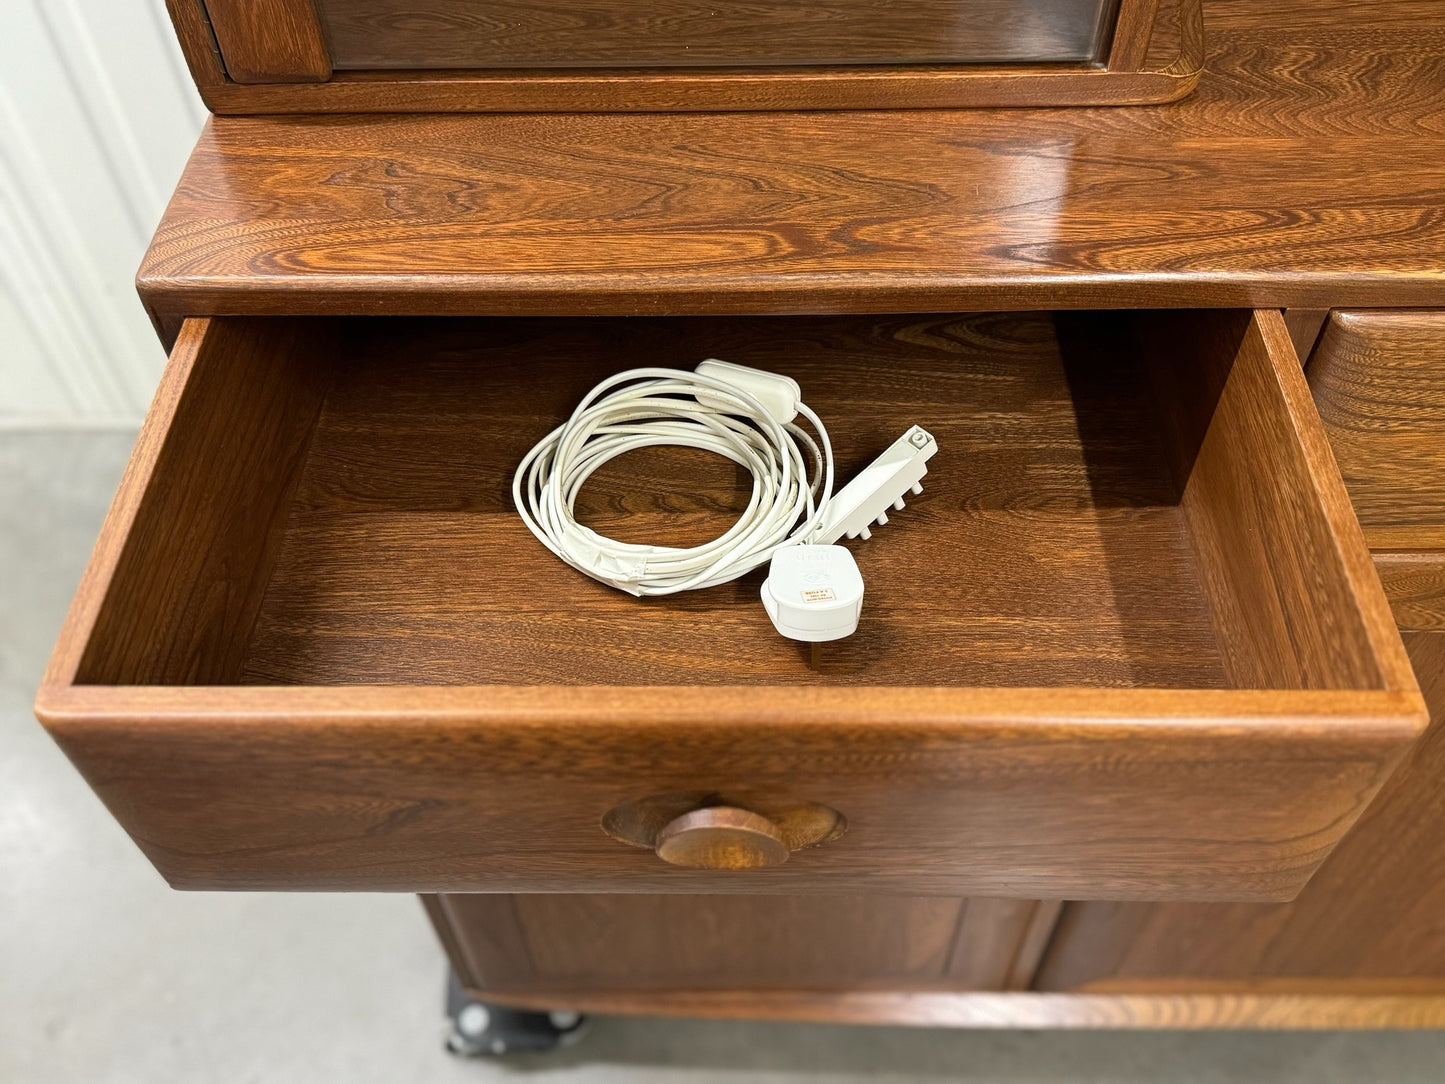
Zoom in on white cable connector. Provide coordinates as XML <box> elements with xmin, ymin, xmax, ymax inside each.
<box><xmin>814</xmin><ymin>425</ymin><xmax>937</xmax><ymax>544</ymax></box>
<box><xmin>693</xmin><ymin>358</ymin><xmax>800</xmax><ymax>424</ymax></box>
<box><xmin>513</xmin><ymin>361</ymin><xmax>937</xmax><ymax>645</ymax></box>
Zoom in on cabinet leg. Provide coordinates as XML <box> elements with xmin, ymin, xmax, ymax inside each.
<box><xmin>444</xmin><ymin>969</ymin><xmax>587</xmax><ymax>1056</ymax></box>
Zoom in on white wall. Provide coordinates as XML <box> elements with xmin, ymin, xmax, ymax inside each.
<box><xmin>0</xmin><ymin>0</ymin><xmax>206</xmax><ymax>427</ymax></box>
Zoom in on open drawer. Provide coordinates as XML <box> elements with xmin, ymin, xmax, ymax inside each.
<box><xmin>36</xmin><ymin>309</ymin><xmax>1424</xmax><ymax>900</ymax></box>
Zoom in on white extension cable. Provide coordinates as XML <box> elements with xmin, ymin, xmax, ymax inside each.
<box><xmin>513</xmin><ymin>362</ymin><xmax>835</xmax><ymax>597</ymax></box>
<box><xmin>513</xmin><ymin>359</ymin><xmax>937</xmax><ymax>640</ymax></box>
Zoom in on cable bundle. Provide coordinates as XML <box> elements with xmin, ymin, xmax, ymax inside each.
<box><xmin>513</xmin><ymin>366</ymin><xmax>834</xmax><ymax>596</ymax></box>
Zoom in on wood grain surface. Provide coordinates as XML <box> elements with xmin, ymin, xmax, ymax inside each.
<box><xmin>203</xmin><ymin>0</ymin><xmax>332</xmax><ymax>83</ymax></box>
<box><xmin>34</xmin><ymin>310</ymin><xmax>1425</xmax><ymax>896</ymax></box>
<box><xmin>958</xmin><ymin>898</ymin><xmax>1064</xmax><ymax>991</ymax></box>
<box><xmin>137</xmin><ymin>0</ymin><xmax>1445</xmax><ymax>325</ymax></box>
<box><xmin>1283</xmin><ymin>309</ymin><xmax>1329</xmax><ymax>365</ymax></box>
<box><xmin>315</xmin><ymin>0</ymin><xmax>1112</xmax><ymax>69</ymax></box>
<box><xmin>1143</xmin><ymin>310</ymin><xmax>1399</xmax><ymax>693</ymax></box>
<box><xmin>72</xmin><ymin>318</ymin><xmax>334</xmax><ymax>687</ymax></box>
<box><xmin>1309</xmin><ymin>311</ymin><xmax>1445</xmax><ymax>551</ymax></box>
<box><xmin>1107</xmin><ymin>0</ymin><xmax>1162</xmax><ymax>68</ymax></box>
<box><xmin>1376</xmin><ymin>553</ymin><xmax>1445</xmax><ymax>633</ymax></box>
<box><xmin>429</xmin><ymin>892</ymin><xmax>1061</xmax><ymax>993</ymax></box>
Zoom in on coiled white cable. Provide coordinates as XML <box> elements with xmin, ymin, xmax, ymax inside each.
<box><xmin>513</xmin><ymin>366</ymin><xmax>834</xmax><ymax>596</ymax></box>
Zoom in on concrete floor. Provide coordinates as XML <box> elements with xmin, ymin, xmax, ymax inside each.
<box><xmin>4</xmin><ymin>429</ymin><xmax>1445</xmax><ymax>1083</ymax></box>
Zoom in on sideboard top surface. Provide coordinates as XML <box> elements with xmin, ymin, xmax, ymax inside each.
<box><xmin>140</xmin><ymin>0</ymin><xmax>1445</xmax><ymax>323</ymax></box>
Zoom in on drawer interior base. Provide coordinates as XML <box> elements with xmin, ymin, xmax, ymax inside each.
<box><xmin>239</xmin><ymin>313</ymin><xmax>1225</xmax><ymax>688</ymax></box>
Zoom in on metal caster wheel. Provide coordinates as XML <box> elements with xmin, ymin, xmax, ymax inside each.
<box><xmin>445</xmin><ymin>968</ymin><xmax>587</xmax><ymax>1057</ymax></box>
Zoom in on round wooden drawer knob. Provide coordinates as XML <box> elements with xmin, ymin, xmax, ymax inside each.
<box><xmin>654</xmin><ymin>807</ymin><xmax>790</xmax><ymax>869</ymax></box>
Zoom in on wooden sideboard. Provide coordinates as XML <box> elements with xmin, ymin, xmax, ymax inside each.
<box><xmin>36</xmin><ymin>0</ymin><xmax>1445</xmax><ymax>1037</ymax></box>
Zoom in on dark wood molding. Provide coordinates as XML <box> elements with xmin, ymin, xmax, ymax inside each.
<box><xmin>1107</xmin><ymin>0</ymin><xmax>1164</xmax><ymax>69</ymax></box>
<box><xmin>175</xmin><ymin>0</ymin><xmax>1199</xmax><ymax>112</ymax></box>
<box><xmin>202</xmin><ymin>0</ymin><xmax>331</xmax><ymax>83</ymax></box>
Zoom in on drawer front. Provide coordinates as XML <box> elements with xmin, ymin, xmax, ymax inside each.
<box><xmin>38</xmin><ymin>683</ymin><xmax>1418</xmax><ymax>899</ymax></box>
<box><xmin>37</xmin><ymin>309</ymin><xmax>1423</xmax><ymax>900</ymax></box>
<box><xmin>1309</xmin><ymin>310</ymin><xmax>1445</xmax><ymax>552</ymax></box>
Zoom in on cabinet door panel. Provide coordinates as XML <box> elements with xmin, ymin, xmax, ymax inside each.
<box><xmin>429</xmin><ymin>894</ymin><xmax>1062</xmax><ymax>994</ymax></box>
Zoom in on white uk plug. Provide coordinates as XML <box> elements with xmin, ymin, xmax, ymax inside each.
<box><xmin>815</xmin><ymin>425</ymin><xmax>937</xmax><ymax>544</ymax></box>
<box><xmin>760</xmin><ymin>545</ymin><xmax>864</xmax><ymax>642</ymax></box>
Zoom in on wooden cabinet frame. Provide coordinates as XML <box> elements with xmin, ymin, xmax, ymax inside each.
<box><xmin>38</xmin><ymin>0</ymin><xmax>1445</xmax><ymax>1037</ymax></box>
<box><xmin>169</xmin><ymin>0</ymin><xmax>1204</xmax><ymax>112</ymax></box>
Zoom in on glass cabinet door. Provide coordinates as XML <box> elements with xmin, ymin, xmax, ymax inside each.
<box><xmin>313</xmin><ymin>0</ymin><xmax>1120</xmax><ymax>70</ymax></box>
